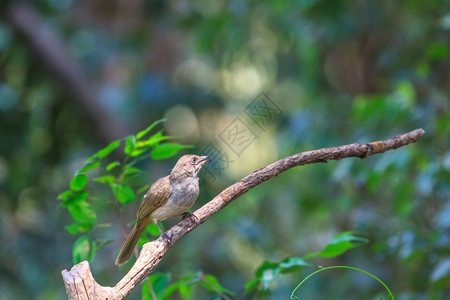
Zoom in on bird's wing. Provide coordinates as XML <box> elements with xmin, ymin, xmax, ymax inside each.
<box><xmin>137</xmin><ymin>176</ymin><xmax>172</xmax><ymax>222</ymax></box>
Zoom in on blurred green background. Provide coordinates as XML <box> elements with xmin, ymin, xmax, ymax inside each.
<box><xmin>0</xmin><ymin>0</ymin><xmax>449</xmax><ymax>299</ymax></box>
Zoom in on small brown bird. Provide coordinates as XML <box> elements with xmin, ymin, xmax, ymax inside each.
<box><xmin>115</xmin><ymin>154</ymin><xmax>209</xmax><ymax>265</ymax></box>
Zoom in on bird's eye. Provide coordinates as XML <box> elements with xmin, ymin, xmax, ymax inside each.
<box><xmin>191</xmin><ymin>157</ymin><xmax>197</xmax><ymax>163</ymax></box>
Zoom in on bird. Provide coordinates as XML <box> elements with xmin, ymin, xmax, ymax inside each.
<box><xmin>115</xmin><ymin>154</ymin><xmax>210</xmax><ymax>265</ymax></box>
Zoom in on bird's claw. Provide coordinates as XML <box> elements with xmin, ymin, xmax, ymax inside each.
<box><xmin>182</xmin><ymin>212</ymin><xmax>199</xmax><ymax>225</ymax></box>
<box><xmin>160</xmin><ymin>231</ymin><xmax>172</xmax><ymax>244</ymax></box>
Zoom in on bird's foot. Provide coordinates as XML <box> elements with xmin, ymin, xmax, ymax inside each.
<box><xmin>156</xmin><ymin>221</ymin><xmax>172</xmax><ymax>244</ymax></box>
<box><xmin>182</xmin><ymin>212</ymin><xmax>199</xmax><ymax>226</ymax></box>
<box><xmin>160</xmin><ymin>231</ymin><xmax>172</xmax><ymax>244</ymax></box>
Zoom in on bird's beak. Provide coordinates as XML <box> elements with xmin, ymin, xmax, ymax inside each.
<box><xmin>198</xmin><ymin>156</ymin><xmax>210</xmax><ymax>165</ymax></box>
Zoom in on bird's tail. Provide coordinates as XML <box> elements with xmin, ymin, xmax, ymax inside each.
<box><xmin>115</xmin><ymin>224</ymin><xmax>145</xmax><ymax>266</ymax></box>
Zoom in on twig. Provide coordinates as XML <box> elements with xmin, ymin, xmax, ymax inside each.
<box><xmin>61</xmin><ymin>129</ymin><xmax>425</xmax><ymax>299</ymax></box>
<box><xmin>147</xmin><ymin>277</ymin><xmax>158</xmax><ymax>300</ymax></box>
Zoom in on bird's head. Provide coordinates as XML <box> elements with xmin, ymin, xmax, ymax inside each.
<box><xmin>171</xmin><ymin>154</ymin><xmax>210</xmax><ymax>179</ymax></box>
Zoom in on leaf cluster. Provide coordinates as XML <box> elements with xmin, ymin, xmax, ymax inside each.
<box><xmin>140</xmin><ymin>232</ymin><xmax>375</xmax><ymax>299</ymax></box>
<box><xmin>58</xmin><ymin>119</ymin><xmax>193</xmax><ymax>264</ymax></box>
<box><xmin>142</xmin><ymin>271</ymin><xmax>234</xmax><ymax>300</ymax></box>
<box><xmin>244</xmin><ymin>232</ymin><xmax>369</xmax><ymax>298</ymax></box>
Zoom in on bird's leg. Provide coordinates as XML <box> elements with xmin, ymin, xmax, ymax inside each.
<box><xmin>155</xmin><ymin>221</ymin><xmax>171</xmax><ymax>243</ymax></box>
<box><xmin>182</xmin><ymin>211</ymin><xmax>199</xmax><ymax>225</ymax></box>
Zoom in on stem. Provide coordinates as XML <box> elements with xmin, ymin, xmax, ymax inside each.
<box><xmin>289</xmin><ymin>266</ymin><xmax>395</xmax><ymax>300</ymax></box>
<box><xmin>147</xmin><ymin>277</ymin><xmax>158</xmax><ymax>300</ymax></box>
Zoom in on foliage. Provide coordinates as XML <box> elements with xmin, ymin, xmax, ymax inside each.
<box><xmin>140</xmin><ymin>232</ymin><xmax>376</xmax><ymax>299</ymax></box>
<box><xmin>142</xmin><ymin>271</ymin><xmax>234</xmax><ymax>300</ymax></box>
<box><xmin>58</xmin><ymin>119</ymin><xmax>192</xmax><ymax>264</ymax></box>
<box><xmin>244</xmin><ymin>232</ymin><xmax>369</xmax><ymax>298</ymax></box>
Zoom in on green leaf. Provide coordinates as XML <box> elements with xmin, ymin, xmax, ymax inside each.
<box><xmin>142</xmin><ymin>273</ymin><xmax>171</xmax><ymax>300</ymax></box>
<box><xmin>136</xmin><ymin>118</ymin><xmax>166</xmax><ymax>140</ymax></box>
<box><xmin>151</xmin><ymin>143</ymin><xmax>194</xmax><ymax>160</ymax></box>
<box><xmin>279</xmin><ymin>257</ymin><xmax>312</xmax><ymax>273</ymax></box>
<box><xmin>130</xmin><ymin>147</ymin><xmax>151</xmax><ymax>157</ymax></box>
<box><xmin>58</xmin><ymin>190</ymin><xmax>73</xmax><ymax>201</ymax></box>
<box><xmin>141</xmin><ymin>281</ymin><xmax>151</xmax><ymax>300</ymax></box>
<box><xmin>255</xmin><ymin>261</ymin><xmax>280</xmax><ymax>290</ymax></box>
<box><xmin>244</xmin><ymin>277</ymin><xmax>260</xmax><ymax>295</ymax></box>
<box><xmin>97</xmin><ymin>140</ymin><xmax>121</xmax><ymax>159</ymax></box>
<box><xmin>137</xmin><ymin>230</ymin><xmax>150</xmax><ymax>246</ymax></box>
<box><xmin>68</xmin><ymin>201</ymin><xmax>97</xmax><ymax>227</ymax></box>
<box><xmin>161</xmin><ymin>282</ymin><xmax>181</xmax><ymax>300</ymax></box>
<box><xmin>106</xmin><ymin>161</ymin><xmax>120</xmax><ymax>171</ymax></box>
<box><xmin>124</xmin><ymin>167</ymin><xmax>143</xmax><ymax>175</ymax></box>
<box><xmin>136</xmin><ymin>131</ymin><xmax>171</xmax><ymax>148</ymax></box>
<box><xmin>178</xmin><ymin>284</ymin><xmax>194</xmax><ymax>300</ymax></box>
<box><xmin>85</xmin><ymin>154</ymin><xmax>98</xmax><ymax>163</ymax></box>
<box><xmin>245</xmin><ymin>257</ymin><xmax>312</xmax><ymax>295</ymax></box>
<box><xmin>113</xmin><ymin>184</ymin><xmax>136</xmax><ymax>203</ymax></box>
<box><xmin>319</xmin><ymin>232</ymin><xmax>369</xmax><ymax>258</ymax></box>
<box><xmin>171</xmin><ymin>272</ymin><xmax>202</xmax><ymax>300</ymax></box>
<box><xmin>61</xmin><ymin>191</ymin><xmax>89</xmax><ymax>207</ymax></box>
<box><xmin>121</xmin><ymin>167</ymin><xmax>144</xmax><ymax>183</ymax></box>
<box><xmin>93</xmin><ymin>175</ymin><xmax>116</xmax><ymax>184</ymax></box>
<box><xmin>65</xmin><ymin>223</ymin><xmax>81</xmax><ymax>234</ymax></box>
<box><xmin>78</xmin><ymin>161</ymin><xmax>100</xmax><ymax>173</ymax></box>
<box><xmin>133</xmin><ymin>131</ymin><xmax>173</xmax><ymax>157</ymax></box>
<box><xmin>146</xmin><ymin>222</ymin><xmax>162</xmax><ymax>237</ymax></box>
<box><xmin>65</xmin><ymin>222</ymin><xmax>91</xmax><ymax>234</ymax></box>
<box><xmin>70</xmin><ymin>174</ymin><xmax>88</xmax><ymax>191</ymax></box>
<box><xmin>124</xmin><ymin>135</ymin><xmax>136</xmax><ymax>155</ymax></box>
<box><xmin>201</xmin><ymin>274</ymin><xmax>234</xmax><ymax>296</ymax></box>
<box><xmin>72</xmin><ymin>235</ymin><xmax>95</xmax><ymax>264</ymax></box>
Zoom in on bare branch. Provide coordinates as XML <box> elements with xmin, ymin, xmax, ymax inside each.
<box><xmin>61</xmin><ymin>129</ymin><xmax>425</xmax><ymax>299</ymax></box>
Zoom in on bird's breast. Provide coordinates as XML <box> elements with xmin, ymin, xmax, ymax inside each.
<box><xmin>150</xmin><ymin>177</ymin><xmax>199</xmax><ymax>221</ymax></box>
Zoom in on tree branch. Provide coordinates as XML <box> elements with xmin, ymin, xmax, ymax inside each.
<box><xmin>61</xmin><ymin>129</ymin><xmax>425</xmax><ymax>299</ymax></box>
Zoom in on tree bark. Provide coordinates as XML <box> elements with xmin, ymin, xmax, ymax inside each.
<box><xmin>61</xmin><ymin>129</ymin><xmax>425</xmax><ymax>299</ymax></box>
